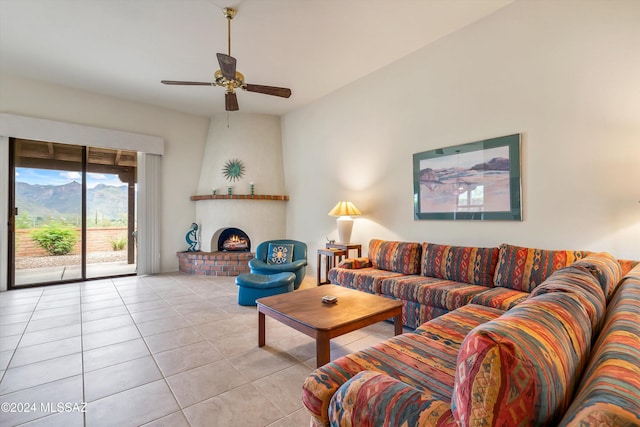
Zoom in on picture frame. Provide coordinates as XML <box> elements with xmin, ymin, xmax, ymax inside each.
<box><xmin>413</xmin><ymin>134</ymin><xmax>522</xmax><ymax>221</ymax></box>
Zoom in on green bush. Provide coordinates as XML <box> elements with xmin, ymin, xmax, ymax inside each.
<box><xmin>109</xmin><ymin>235</ymin><xmax>127</xmax><ymax>251</ymax></box>
<box><xmin>31</xmin><ymin>224</ymin><xmax>78</xmax><ymax>256</ymax></box>
<box><xmin>15</xmin><ymin>212</ymin><xmax>33</xmax><ymax>229</ymax></box>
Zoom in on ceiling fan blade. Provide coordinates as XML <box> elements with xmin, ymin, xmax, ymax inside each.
<box><xmin>244</xmin><ymin>84</ymin><xmax>292</xmax><ymax>98</ymax></box>
<box><xmin>161</xmin><ymin>80</ymin><xmax>215</xmax><ymax>86</ymax></box>
<box><xmin>216</xmin><ymin>53</ymin><xmax>237</xmax><ymax>80</ymax></box>
<box><xmin>225</xmin><ymin>92</ymin><xmax>239</xmax><ymax>111</ymax></box>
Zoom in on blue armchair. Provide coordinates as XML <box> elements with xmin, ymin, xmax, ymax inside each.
<box><xmin>248</xmin><ymin>239</ymin><xmax>307</xmax><ymax>289</ymax></box>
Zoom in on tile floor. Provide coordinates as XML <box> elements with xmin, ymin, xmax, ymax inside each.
<box><xmin>0</xmin><ymin>273</ymin><xmax>403</xmax><ymax>427</ymax></box>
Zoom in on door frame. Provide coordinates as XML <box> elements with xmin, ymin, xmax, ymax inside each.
<box><xmin>7</xmin><ymin>139</ymin><xmax>140</xmax><ymax>288</ymax></box>
<box><xmin>0</xmin><ymin>113</ymin><xmax>164</xmax><ymax>291</ymax></box>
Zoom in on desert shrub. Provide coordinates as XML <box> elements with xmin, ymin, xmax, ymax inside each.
<box><xmin>109</xmin><ymin>235</ymin><xmax>127</xmax><ymax>251</ymax></box>
<box><xmin>31</xmin><ymin>224</ymin><xmax>78</xmax><ymax>256</ymax></box>
<box><xmin>15</xmin><ymin>212</ymin><xmax>33</xmax><ymax>229</ymax></box>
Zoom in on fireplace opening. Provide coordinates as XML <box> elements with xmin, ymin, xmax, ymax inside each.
<box><xmin>213</xmin><ymin>227</ymin><xmax>251</xmax><ymax>252</ymax></box>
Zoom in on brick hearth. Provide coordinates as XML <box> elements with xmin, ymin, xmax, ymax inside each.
<box><xmin>177</xmin><ymin>251</ymin><xmax>254</xmax><ymax>276</ymax></box>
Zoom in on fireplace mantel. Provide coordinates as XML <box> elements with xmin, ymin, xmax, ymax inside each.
<box><xmin>190</xmin><ymin>194</ymin><xmax>289</xmax><ymax>201</ymax></box>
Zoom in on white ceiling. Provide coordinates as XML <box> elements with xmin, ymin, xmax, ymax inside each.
<box><xmin>0</xmin><ymin>0</ymin><xmax>513</xmax><ymax>117</ymax></box>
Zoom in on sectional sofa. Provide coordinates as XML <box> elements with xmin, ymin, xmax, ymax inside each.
<box><xmin>303</xmin><ymin>239</ymin><xmax>640</xmax><ymax>426</ymax></box>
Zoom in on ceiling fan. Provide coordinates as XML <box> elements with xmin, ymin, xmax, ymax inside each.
<box><xmin>161</xmin><ymin>7</ymin><xmax>292</xmax><ymax>111</ymax></box>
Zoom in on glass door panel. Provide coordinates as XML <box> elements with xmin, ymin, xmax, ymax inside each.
<box><xmin>13</xmin><ymin>139</ymin><xmax>83</xmax><ymax>286</ymax></box>
<box><xmin>9</xmin><ymin>139</ymin><xmax>137</xmax><ymax>287</ymax></box>
<box><xmin>86</xmin><ymin>146</ymin><xmax>137</xmax><ymax>278</ymax></box>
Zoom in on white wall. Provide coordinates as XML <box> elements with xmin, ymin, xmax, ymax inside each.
<box><xmin>2</xmin><ymin>1</ymin><xmax>639</xmax><ymax>282</ymax></box>
<box><xmin>196</xmin><ymin>113</ymin><xmax>286</xmax><ymax>251</ymax></box>
<box><xmin>0</xmin><ymin>74</ymin><xmax>210</xmax><ymax>273</ymax></box>
<box><xmin>282</xmin><ymin>0</ymin><xmax>640</xmax><ymax>275</ymax></box>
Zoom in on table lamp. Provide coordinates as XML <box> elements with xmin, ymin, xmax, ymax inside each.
<box><xmin>328</xmin><ymin>201</ymin><xmax>361</xmax><ymax>244</ymax></box>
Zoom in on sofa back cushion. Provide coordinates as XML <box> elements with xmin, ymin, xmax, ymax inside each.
<box><xmin>570</xmin><ymin>252</ymin><xmax>622</xmax><ymax>303</ymax></box>
<box><xmin>493</xmin><ymin>243</ymin><xmax>589</xmax><ymax>292</ymax></box>
<box><xmin>452</xmin><ymin>292</ymin><xmax>593</xmax><ymax>426</ymax></box>
<box><xmin>368</xmin><ymin>239</ymin><xmax>422</xmax><ymax>275</ymax></box>
<box><xmin>422</xmin><ymin>243</ymin><xmax>499</xmax><ymax>287</ymax></box>
<box><xmin>558</xmin><ymin>269</ymin><xmax>640</xmax><ymax>426</ymax></box>
<box><xmin>530</xmin><ymin>265</ymin><xmax>606</xmax><ymax>333</ymax></box>
<box><xmin>618</xmin><ymin>259</ymin><xmax>638</xmax><ymax>276</ymax></box>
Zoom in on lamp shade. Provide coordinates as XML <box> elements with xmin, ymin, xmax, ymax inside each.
<box><xmin>328</xmin><ymin>201</ymin><xmax>361</xmax><ymax>244</ymax></box>
<box><xmin>328</xmin><ymin>201</ymin><xmax>361</xmax><ymax>217</ymax></box>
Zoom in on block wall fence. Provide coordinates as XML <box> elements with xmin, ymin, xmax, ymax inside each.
<box><xmin>15</xmin><ymin>227</ymin><xmax>130</xmax><ymax>257</ymax></box>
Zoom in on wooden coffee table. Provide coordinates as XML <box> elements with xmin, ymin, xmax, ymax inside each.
<box><xmin>256</xmin><ymin>285</ymin><xmax>403</xmax><ymax>367</ymax></box>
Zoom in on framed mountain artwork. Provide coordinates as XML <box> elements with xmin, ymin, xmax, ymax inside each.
<box><xmin>413</xmin><ymin>134</ymin><xmax>522</xmax><ymax>221</ymax></box>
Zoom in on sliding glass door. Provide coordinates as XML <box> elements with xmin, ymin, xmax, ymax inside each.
<box><xmin>9</xmin><ymin>138</ymin><xmax>137</xmax><ymax>287</ymax></box>
<box><xmin>85</xmin><ymin>146</ymin><xmax>137</xmax><ymax>279</ymax></box>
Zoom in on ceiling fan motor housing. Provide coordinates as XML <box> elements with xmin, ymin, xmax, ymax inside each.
<box><xmin>214</xmin><ymin>70</ymin><xmax>245</xmax><ymax>93</ymax></box>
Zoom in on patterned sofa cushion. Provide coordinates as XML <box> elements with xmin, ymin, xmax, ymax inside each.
<box><xmin>327</xmin><ymin>267</ymin><xmax>403</xmax><ymax>294</ymax></box>
<box><xmin>368</xmin><ymin>239</ymin><xmax>422</xmax><ymax>274</ymax></box>
<box><xmin>530</xmin><ymin>265</ymin><xmax>606</xmax><ymax>332</ymax></box>
<box><xmin>571</xmin><ymin>252</ymin><xmax>622</xmax><ymax>303</ymax></box>
<box><xmin>422</xmin><ymin>243</ymin><xmax>499</xmax><ymax>287</ymax></box>
<box><xmin>413</xmin><ymin>303</ymin><xmax>504</xmax><ymax>339</ymax></box>
<box><xmin>558</xmin><ymin>270</ymin><xmax>640</xmax><ymax>426</ymax></box>
<box><xmin>469</xmin><ymin>287</ymin><xmax>528</xmax><ymax>311</ymax></box>
<box><xmin>335</xmin><ymin>257</ymin><xmax>371</xmax><ymax>269</ymax></box>
<box><xmin>329</xmin><ymin>371</ymin><xmax>456</xmax><ymax>427</ymax></box>
<box><xmin>403</xmin><ymin>300</ymin><xmax>449</xmax><ymax>329</ymax></box>
<box><xmin>380</xmin><ymin>275</ymin><xmax>488</xmax><ymax>311</ymax></box>
<box><xmin>618</xmin><ymin>259</ymin><xmax>638</xmax><ymax>276</ymax></box>
<box><xmin>302</xmin><ymin>304</ymin><xmax>503</xmax><ymax>426</ymax></box>
<box><xmin>453</xmin><ymin>292</ymin><xmax>594</xmax><ymax>426</ymax></box>
<box><xmin>493</xmin><ymin>243</ymin><xmax>589</xmax><ymax>292</ymax></box>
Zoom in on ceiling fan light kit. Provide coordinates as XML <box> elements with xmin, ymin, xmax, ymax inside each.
<box><xmin>161</xmin><ymin>6</ymin><xmax>292</xmax><ymax>112</ymax></box>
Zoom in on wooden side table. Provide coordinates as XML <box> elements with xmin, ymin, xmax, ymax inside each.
<box><xmin>317</xmin><ymin>248</ymin><xmax>347</xmax><ymax>285</ymax></box>
<box><xmin>326</xmin><ymin>243</ymin><xmax>362</xmax><ymax>258</ymax></box>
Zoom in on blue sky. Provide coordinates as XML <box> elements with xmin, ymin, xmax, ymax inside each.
<box><xmin>16</xmin><ymin>168</ymin><xmax>126</xmax><ymax>189</ymax></box>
